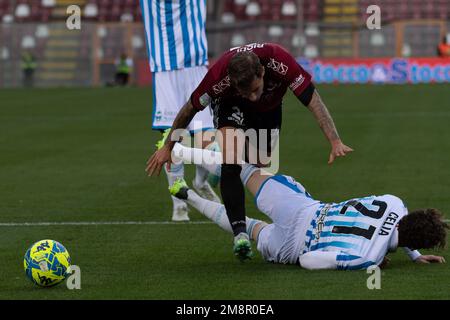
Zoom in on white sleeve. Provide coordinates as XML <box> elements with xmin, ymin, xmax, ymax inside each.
<box><xmin>299</xmin><ymin>251</ymin><xmax>374</xmax><ymax>270</ymax></box>
<box><xmin>402</xmin><ymin>247</ymin><xmax>421</xmax><ymax>261</ymax></box>
<box><xmin>298</xmin><ymin>251</ymin><xmax>339</xmax><ymax>270</ymax></box>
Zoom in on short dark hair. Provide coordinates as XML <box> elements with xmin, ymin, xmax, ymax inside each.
<box><xmin>227</xmin><ymin>51</ymin><xmax>264</xmax><ymax>91</ymax></box>
<box><xmin>398</xmin><ymin>208</ymin><xmax>449</xmax><ymax>250</ymax></box>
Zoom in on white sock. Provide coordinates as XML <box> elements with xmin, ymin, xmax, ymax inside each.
<box><xmin>185</xmin><ymin>189</ymin><xmax>262</xmax><ymax>239</ymax></box>
<box><xmin>194</xmin><ymin>165</ymin><xmax>209</xmax><ymax>186</ymax></box>
<box><xmin>173</xmin><ymin>143</ymin><xmax>222</xmax><ymax>174</ymax></box>
<box><xmin>165</xmin><ymin>162</ymin><xmax>186</xmax><ymax>208</ymax></box>
<box><xmin>240</xmin><ymin>163</ymin><xmax>259</xmax><ymax>186</ymax></box>
<box><xmin>185</xmin><ymin>190</ymin><xmax>231</xmax><ymax>233</ymax></box>
<box><xmin>173</xmin><ymin>143</ymin><xmax>261</xmax><ymax>186</ymax></box>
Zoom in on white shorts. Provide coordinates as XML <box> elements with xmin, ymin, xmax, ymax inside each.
<box><xmin>254</xmin><ymin>175</ymin><xmax>320</xmax><ymax>264</ymax></box>
<box><xmin>152</xmin><ymin>65</ymin><xmax>214</xmax><ymax>132</ymax></box>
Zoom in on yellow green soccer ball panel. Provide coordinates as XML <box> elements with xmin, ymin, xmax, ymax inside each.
<box><xmin>23</xmin><ymin>239</ymin><xmax>71</xmax><ymax>287</ymax></box>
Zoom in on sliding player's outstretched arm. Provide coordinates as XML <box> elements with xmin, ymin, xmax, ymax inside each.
<box><xmin>402</xmin><ymin>247</ymin><xmax>446</xmax><ymax>263</ymax></box>
<box><xmin>397</xmin><ymin>208</ymin><xmax>448</xmax><ymax>264</ymax></box>
<box><xmin>298</xmin><ymin>251</ymin><xmax>375</xmax><ymax>270</ymax></box>
<box><xmin>299</xmin><ymin>246</ymin><xmax>445</xmax><ymax>270</ymax></box>
<box><xmin>298</xmin><ymin>251</ymin><xmax>340</xmax><ymax>270</ymax></box>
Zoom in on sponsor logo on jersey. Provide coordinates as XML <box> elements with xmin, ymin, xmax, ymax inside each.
<box><xmin>212</xmin><ymin>75</ymin><xmax>231</xmax><ymax>95</ymax></box>
<box><xmin>155</xmin><ymin>110</ymin><xmax>162</xmax><ymax>122</ymax></box>
<box><xmin>289</xmin><ymin>74</ymin><xmax>305</xmax><ymax>91</ymax></box>
<box><xmin>314</xmin><ymin>204</ymin><xmax>332</xmax><ymax>241</ymax></box>
<box><xmin>227</xmin><ymin>106</ymin><xmax>244</xmax><ymax>126</ymax></box>
<box><xmin>267</xmin><ymin>58</ymin><xmax>289</xmax><ymax>75</ymax></box>
<box><xmin>231</xmin><ymin>43</ymin><xmax>265</xmax><ymax>52</ymax></box>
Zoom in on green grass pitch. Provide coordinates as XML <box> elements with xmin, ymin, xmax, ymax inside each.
<box><xmin>0</xmin><ymin>84</ymin><xmax>449</xmax><ymax>299</ymax></box>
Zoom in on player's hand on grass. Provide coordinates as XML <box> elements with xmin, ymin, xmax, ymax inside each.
<box><xmin>146</xmin><ymin>144</ymin><xmax>172</xmax><ymax>176</ymax></box>
<box><xmin>328</xmin><ymin>140</ymin><xmax>354</xmax><ymax>164</ymax></box>
<box><xmin>414</xmin><ymin>255</ymin><xmax>446</xmax><ymax>264</ymax></box>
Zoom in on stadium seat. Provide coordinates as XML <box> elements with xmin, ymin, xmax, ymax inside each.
<box><xmin>291</xmin><ymin>34</ymin><xmax>306</xmax><ymax>48</ymax></box>
<box><xmin>85</xmin><ymin>4</ymin><xmax>98</xmax><ymax>18</ymax></box>
<box><xmin>303</xmin><ymin>1</ymin><xmax>320</xmax><ymax>22</ymax></box>
<box><xmin>232</xmin><ymin>1</ymin><xmax>247</xmax><ymax>20</ymax></box>
<box><xmin>304</xmin><ymin>45</ymin><xmax>319</xmax><ymax>58</ymax></box>
<box><xmin>2</xmin><ymin>14</ymin><xmax>14</xmax><ymax>23</ymax></box>
<box><xmin>132</xmin><ymin>34</ymin><xmax>144</xmax><ymax>50</ymax></box>
<box><xmin>268</xmin><ymin>25</ymin><xmax>283</xmax><ymax>38</ymax></box>
<box><xmin>15</xmin><ymin>4</ymin><xmax>30</xmax><ymax>18</ymax></box>
<box><xmin>21</xmin><ymin>35</ymin><xmax>36</xmax><ymax>49</ymax></box>
<box><xmin>121</xmin><ymin>13</ymin><xmax>134</xmax><ymax>23</ymax></box>
<box><xmin>221</xmin><ymin>12</ymin><xmax>236</xmax><ymax>24</ymax></box>
<box><xmin>370</xmin><ymin>32</ymin><xmax>385</xmax><ymax>46</ymax></box>
<box><xmin>231</xmin><ymin>33</ymin><xmax>246</xmax><ymax>47</ymax></box>
<box><xmin>281</xmin><ymin>1</ymin><xmax>296</xmax><ymax>20</ymax></box>
<box><xmin>3</xmin><ymin>0</ymin><xmax>447</xmax><ymax>23</ymax></box>
<box><xmin>42</xmin><ymin>0</ymin><xmax>55</xmax><ymax>6</ymax></box>
<box><xmin>305</xmin><ymin>24</ymin><xmax>320</xmax><ymax>37</ymax></box>
<box><xmin>245</xmin><ymin>2</ymin><xmax>261</xmax><ymax>20</ymax></box>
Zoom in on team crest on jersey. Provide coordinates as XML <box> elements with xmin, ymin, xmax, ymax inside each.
<box><xmin>199</xmin><ymin>93</ymin><xmax>212</xmax><ymax>107</ymax></box>
<box><xmin>289</xmin><ymin>74</ymin><xmax>305</xmax><ymax>91</ymax></box>
<box><xmin>267</xmin><ymin>58</ymin><xmax>288</xmax><ymax>75</ymax></box>
<box><xmin>212</xmin><ymin>76</ymin><xmax>231</xmax><ymax>95</ymax></box>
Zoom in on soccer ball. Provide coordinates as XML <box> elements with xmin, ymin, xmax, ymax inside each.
<box><xmin>23</xmin><ymin>239</ymin><xmax>71</xmax><ymax>287</ymax></box>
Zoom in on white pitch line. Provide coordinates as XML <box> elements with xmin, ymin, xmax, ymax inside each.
<box><xmin>0</xmin><ymin>221</ymin><xmax>214</xmax><ymax>227</ymax></box>
<box><xmin>0</xmin><ymin>220</ymin><xmax>448</xmax><ymax>227</ymax></box>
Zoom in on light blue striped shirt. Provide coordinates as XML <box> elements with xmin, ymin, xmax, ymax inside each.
<box><xmin>140</xmin><ymin>0</ymin><xmax>209</xmax><ymax>72</ymax></box>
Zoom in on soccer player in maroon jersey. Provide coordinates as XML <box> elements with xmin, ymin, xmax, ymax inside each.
<box><xmin>146</xmin><ymin>43</ymin><xmax>353</xmax><ymax>260</ymax></box>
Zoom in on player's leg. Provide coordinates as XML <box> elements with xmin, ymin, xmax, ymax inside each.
<box><xmin>191</xmin><ymin>129</ymin><xmax>221</xmax><ymax>203</ymax></box>
<box><xmin>183</xmin><ymin>66</ymin><xmax>221</xmax><ymax>202</ymax></box>
<box><xmin>201</xmin><ymin>98</ymin><xmax>253</xmax><ymax>259</ymax></box>
<box><xmin>172</xmin><ymin>142</ymin><xmax>273</xmax><ymax>199</ymax></box>
<box><xmin>174</xmin><ymin>141</ymin><xmax>308</xmax><ymax>241</ymax></box>
<box><xmin>169</xmin><ymin>178</ymin><xmax>266</xmax><ymax>248</ymax></box>
<box><xmin>169</xmin><ymin>147</ymin><xmax>289</xmax><ymax>260</ymax></box>
<box><xmin>152</xmin><ymin>71</ymin><xmax>189</xmax><ymax>221</ymax></box>
<box><xmin>172</xmin><ymin>142</ymin><xmax>222</xmax><ymax>175</ymax></box>
<box><xmin>217</xmin><ymin>125</ymin><xmax>253</xmax><ymax>258</ymax></box>
<box><xmin>214</xmin><ymin>104</ymin><xmax>281</xmax><ymax>250</ymax></box>
<box><xmin>245</xmin><ymin>105</ymin><xmax>281</xmax><ymax>172</ymax></box>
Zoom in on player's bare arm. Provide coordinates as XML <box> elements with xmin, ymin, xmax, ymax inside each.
<box><xmin>307</xmin><ymin>89</ymin><xmax>354</xmax><ymax>164</ymax></box>
<box><xmin>146</xmin><ymin>100</ymin><xmax>198</xmax><ymax>176</ymax></box>
<box><xmin>414</xmin><ymin>255</ymin><xmax>446</xmax><ymax>264</ymax></box>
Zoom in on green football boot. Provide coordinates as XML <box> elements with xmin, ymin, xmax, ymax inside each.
<box><xmin>233</xmin><ymin>232</ymin><xmax>254</xmax><ymax>261</ymax></box>
<box><xmin>169</xmin><ymin>178</ymin><xmax>189</xmax><ymax>200</ymax></box>
<box><xmin>155</xmin><ymin>128</ymin><xmax>171</xmax><ymax>150</ymax></box>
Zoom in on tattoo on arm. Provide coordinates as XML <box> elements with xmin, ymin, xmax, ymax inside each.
<box><xmin>164</xmin><ymin>100</ymin><xmax>198</xmax><ymax>148</ymax></box>
<box><xmin>307</xmin><ymin>90</ymin><xmax>340</xmax><ymax>142</ymax></box>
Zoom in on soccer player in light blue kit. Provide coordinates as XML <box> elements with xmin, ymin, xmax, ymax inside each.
<box><xmin>141</xmin><ymin>0</ymin><xmax>220</xmax><ymax>221</ymax></box>
<box><xmin>168</xmin><ymin>143</ymin><xmax>447</xmax><ymax>269</ymax></box>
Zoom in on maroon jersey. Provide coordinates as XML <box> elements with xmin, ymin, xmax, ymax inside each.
<box><xmin>190</xmin><ymin>43</ymin><xmax>312</xmax><ymax>112</ymax></box>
